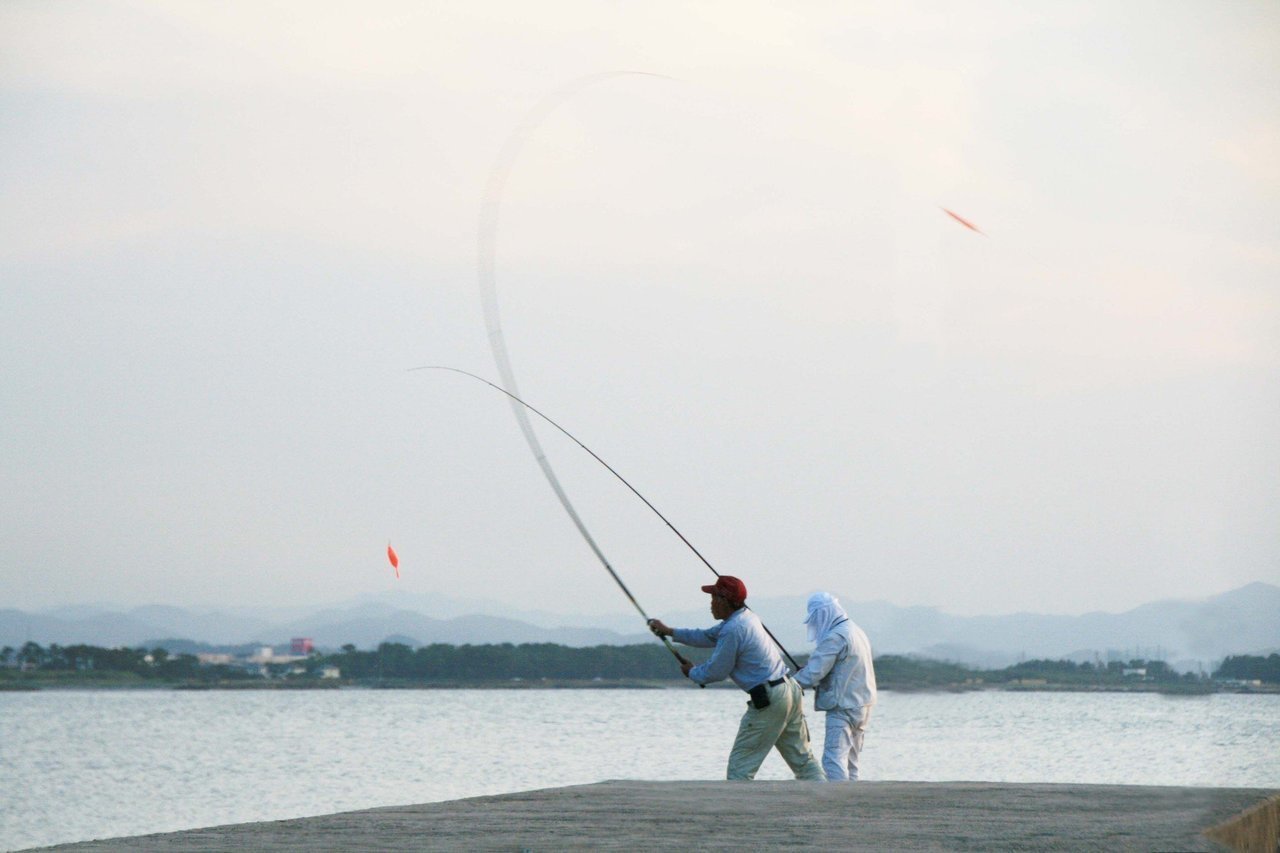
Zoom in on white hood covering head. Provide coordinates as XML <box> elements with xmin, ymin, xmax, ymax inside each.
<box><xmin>804</xmin><ymin>591</ymin><xmax>848</xmax><ymax>643</ymax></box>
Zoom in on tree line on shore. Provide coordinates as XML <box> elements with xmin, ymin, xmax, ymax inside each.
<box><xmin>1</xmin><ymin>643</ymin><xmax>253</xmax><ymax>683</ymax></box>
<box><xmin>1214</xmin><ymin>653</ymin><xmax>1280</xmax><ymax>683</ymax></box>
<box><xmin>4</xmin><ymin>641</ymin><xmax>1277</xmax><ymax>687</ymax></box>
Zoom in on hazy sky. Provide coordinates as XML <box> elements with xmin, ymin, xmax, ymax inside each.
<box><xmin>2</xmin><ymin>1</ymin><xmax>1277</xmax><ymax>618</ymax></box>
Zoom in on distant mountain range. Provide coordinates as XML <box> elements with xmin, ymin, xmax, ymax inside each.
<box><xmin>3</xmin><ymin>582</ymin><xmax>1277</xmax><ymax>670</ymax></box>
<box><xmin>0</xmin><ymin>603</ymin><xmax>647</xmax><ymax>652</ymax></box>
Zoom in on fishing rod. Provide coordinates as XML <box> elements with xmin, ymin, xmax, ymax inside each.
<box><xmin>411</xmin><ymin>365</ymin><xmax>802</xmax><ymax>673</ymax></box>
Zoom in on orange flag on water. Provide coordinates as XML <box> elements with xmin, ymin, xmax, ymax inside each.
<box><xmin>941</xmin><ymin>207</ymin><xmax>986</xmax><ymax>236</ymax></box>
<box><xmin>387</xmin><ymin>543</ymin><xmax>400</xmax><ymax>578</ymax></box>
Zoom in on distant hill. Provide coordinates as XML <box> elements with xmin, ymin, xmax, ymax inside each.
<box><xmin>3</xmin><ymin>582</ymin><xmax>1276</xmax><ymax>669</ymax></box>
<box><xmin>267</xmin><ymin>605</ymin><xmax>648</xmax><ymax>648</ymax></box>
<box><xmin>454</xmin><ymin>582</ymin><xmax>1280</xmax><ymax>667</ymax></box>
<box><xmin>0</xmin><ymin>607</ymin><xmax>171</xmax><ymax>648</ymax></box>
<box><xmin>0</xmin><ymin>603</ymin><xmax>650</xmax><ymax>651</ymax></box>
<box><xmin>734</xmin><ymin>582</ymin><xmax>1280</xmax><ymax>668</ymax></box>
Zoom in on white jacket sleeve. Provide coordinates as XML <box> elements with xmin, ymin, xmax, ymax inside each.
<box><xmin>794</xmin><ymin>630</ymin><xmax>845</xmax><ymax>689</ymax></box>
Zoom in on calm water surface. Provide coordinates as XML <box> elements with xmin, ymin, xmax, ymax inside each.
<box><xmin>2</xmin><ymin>688</ymin><xmax>1276</xmax><ymax>850</ymax></box>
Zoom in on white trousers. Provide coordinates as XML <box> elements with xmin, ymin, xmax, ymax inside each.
<box><xmin>726</xmin><ymin>678</ymin><xmax>824</xmax><ymax>781</ymax></box>
<box><xmin>822</xmin><ymin>706</ymin><xmax>871</xmax><ymax>781</ymax></box>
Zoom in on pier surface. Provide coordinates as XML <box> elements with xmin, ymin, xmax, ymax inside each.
<box><xmin>41</xmin><ymin>781</ymin><xmax>1277</xmax><ymax>852</ymax></box>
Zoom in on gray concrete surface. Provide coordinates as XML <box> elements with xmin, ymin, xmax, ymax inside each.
<box><xmin>39</xmin><ymin>781</ymin><xmax>1276</xmax><ymax>852</ymax></box>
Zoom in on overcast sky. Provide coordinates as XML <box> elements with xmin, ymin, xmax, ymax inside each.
<box><xmin>2</xmin><ymin>1</ymin><xmax>1277</xmax><ymax>619</ymax></box>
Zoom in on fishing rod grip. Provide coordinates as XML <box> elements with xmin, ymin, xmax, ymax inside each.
<box><xmin>662</xmin><ymin>638</ymin><xmax>705</xmax><ymax>688</ymax></box>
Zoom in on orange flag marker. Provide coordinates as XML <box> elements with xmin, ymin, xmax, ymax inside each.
<box><xmin>386</xmin><ymin>543</ymin><xmax>400</xmax><ymax>578</ymax></box>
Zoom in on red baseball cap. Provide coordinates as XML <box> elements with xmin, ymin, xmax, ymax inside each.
<box><xmin>701</xmin><ymin>575</ymin><xmax>747</xmax><ymax>605</ymax></box>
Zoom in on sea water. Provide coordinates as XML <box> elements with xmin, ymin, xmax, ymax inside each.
<box><xmin>2</xmin><ymin>688</ymin><xmax>1276</xmax><ymax>850</ymax></box>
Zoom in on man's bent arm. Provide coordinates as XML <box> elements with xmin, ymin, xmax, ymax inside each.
<box><xmin>687</xmin><ymin>626</ymin><xmax>739</xmax><ymax>685</ymax></box>
<box><xmin>672</xmin><ymin>624</ymin><xmax>721</xmax><ymax>649</ymax></box>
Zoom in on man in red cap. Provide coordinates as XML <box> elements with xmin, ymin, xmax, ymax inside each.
<box><xmin>649</xmin><ymin>576</ymin><xmax>823</xmax><ymax>781</ymax></box>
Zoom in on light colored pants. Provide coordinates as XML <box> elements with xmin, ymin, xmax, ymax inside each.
<box><xmin>726</xmin><ymin>678</ymin><xmax>824</xmax><ymax>781</ymax></box>
<box><xmin>821</xmin><ymin>705</ymin><xmax>871</xmax><ymax>781</ymax></box>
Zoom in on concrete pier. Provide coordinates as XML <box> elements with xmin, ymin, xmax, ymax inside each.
<box><xmin>41</xmin><ymin>781</ymin><xmax>1278</xmax><ymax>852</ymax></box>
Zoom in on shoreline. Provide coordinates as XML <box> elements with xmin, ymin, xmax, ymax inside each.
<box><xmin>38</xmin><ymin>781</ymin><xmax>1280</xmax><ymax>851</ymax></box>
<box><xmin>4</xmin><ymin>677</ymin><xmax>1278</xmax><ymax>694</ymax></box>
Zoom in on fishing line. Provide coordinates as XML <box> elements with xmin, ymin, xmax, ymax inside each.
<box><xmin>410</xmin><ymin>365</ymin><xmax>692</xmax><ymax>672</ymax></box>
<box><xmin>410</xmin><ymin>365</ymin><xmax>801</xmax><ymax>672</ymax></box>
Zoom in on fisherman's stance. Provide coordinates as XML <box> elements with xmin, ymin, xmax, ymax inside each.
<box><xmin>649</xmin><ymin>576</ymin><xmax>824</xmax><ymax>781</ymax></box>
<box><xmin>793</xmin><ymin>592</ymin><xmax>877</xmax><ymax>781</ymax></box>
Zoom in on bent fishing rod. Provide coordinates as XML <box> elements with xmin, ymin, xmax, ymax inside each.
<box><xmin>410</xmin><ymin>365</ymin><xmax>802</xmax><ymax>673</ymax></box>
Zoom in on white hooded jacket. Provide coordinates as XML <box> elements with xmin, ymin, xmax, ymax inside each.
<box><xmin>793</xmin><ymin>592</ymin><xmax>877</xmax><ymax>713</ymax></box>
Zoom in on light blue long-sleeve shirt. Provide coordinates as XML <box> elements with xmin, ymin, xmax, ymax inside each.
<box><xmin>672</xmin><ymin>608</ymin><xmax>787</xmax><ymax>691</ymax></box>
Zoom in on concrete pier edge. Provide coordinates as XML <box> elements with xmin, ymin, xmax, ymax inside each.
<box><xmin>38</xmin><ymin>781</ymin><xmax>1280</xmax><ymax>852</ymax></box>
<box><xmin>1204</xmin><ymin>792</ymin><xmax>1280</xmax><ymax>852</ymax></box>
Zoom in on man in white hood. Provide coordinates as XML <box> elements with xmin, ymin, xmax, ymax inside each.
<box><xmin>792</xmin><ymin>592</ymin><xmax>877</xmax><ymax>781</ymax></box>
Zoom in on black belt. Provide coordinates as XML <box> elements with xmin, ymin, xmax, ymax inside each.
<box><xmin>747</xmin><ymin>677</ymin><xmax>786</xmax><ymax>695</ymax></box>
